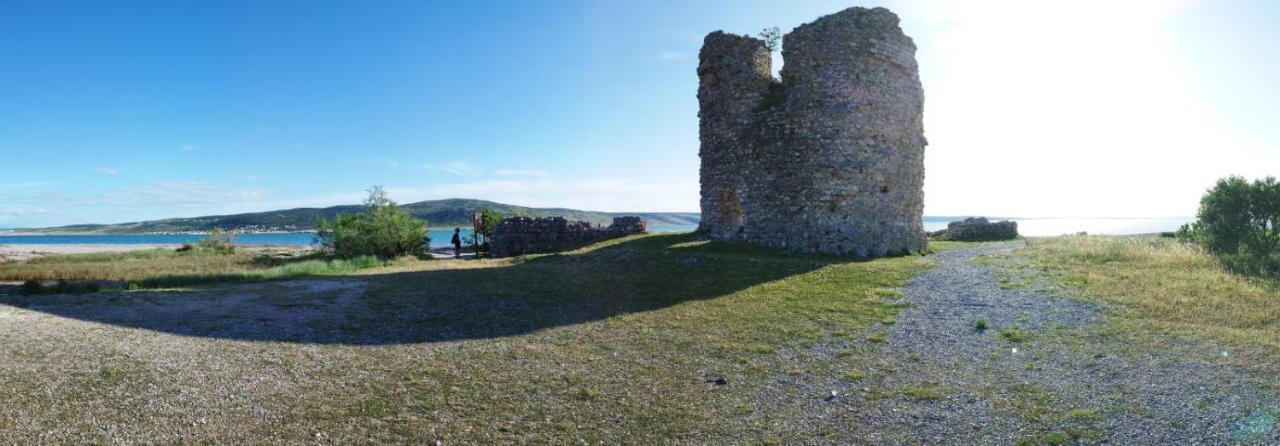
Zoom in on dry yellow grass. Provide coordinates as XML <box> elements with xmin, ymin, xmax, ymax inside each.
<box><xmin>1022</xmin><ymin>236</ymin><xmax>1280</xmax><ymax>350</ymax></box>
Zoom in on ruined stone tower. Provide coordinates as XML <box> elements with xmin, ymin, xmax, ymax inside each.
<box><xmin>697</xmin><ymin>7</ymin><xmax>926</xmax><ymax>256</ymax></box>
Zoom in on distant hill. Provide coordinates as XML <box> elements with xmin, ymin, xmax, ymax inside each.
<box><xmin>21</xmin><ymin>199</ymin><xmax>701</xmax><ymax>234</ymax></box>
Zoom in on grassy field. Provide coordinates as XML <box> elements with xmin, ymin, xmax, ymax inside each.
<box><xmin>1019</xmin><ymin>236</ymin><xmax>1280</xmax><ymax>351</ymax></box>
<box><xmin>0</xmin><ymin>248</ymin><xmax>418</xmax><ymax>288</ymax></box>
<box><xmin>0</xmin><ymin>233</ymin><xmax>955</xmax><ymax>443</ymax></box>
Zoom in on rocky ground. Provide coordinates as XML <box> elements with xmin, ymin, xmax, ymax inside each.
<box><xmin>762</xmin><ymin>241</ymin><xmax>1280</xmax><ymax>444</ymax></box>
<box><xmin>1</xmin><ymin>237</ymin><xmax>1276</xmax><ymax>443</ymax></box>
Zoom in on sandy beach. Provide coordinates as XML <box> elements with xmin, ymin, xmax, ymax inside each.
<box><xmin>0</xmin><ymin>244</ymin><xmax>312</xmax><ymax>262</ymax></box>
<box><xmin>0</xmin><ymin>244</ymin><xmax>176</xmax><ymax>262</ymax></box>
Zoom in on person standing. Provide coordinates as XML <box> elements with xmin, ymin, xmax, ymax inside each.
<box><xmin>451</xmin><ymin>227</ymin><xmax>463</xmax><ymax>258</ymax></box>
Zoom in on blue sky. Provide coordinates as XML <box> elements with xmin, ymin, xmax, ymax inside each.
<box><xmin>1</xmin><ymin>0</ymin><xmax>1277</xmax><ymax>227</ymax></box>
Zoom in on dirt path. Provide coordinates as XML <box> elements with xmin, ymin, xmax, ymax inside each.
<box><xmin>749</xmin><ymin>241</ymin><xmax>1280</xmax><ymax>444</ymax></box>
<box><xmin>822</xmin><ymin>241</ymin><xmax>1280</xmax><ymax>444</ymax></box>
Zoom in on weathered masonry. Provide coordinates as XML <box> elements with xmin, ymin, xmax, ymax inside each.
<box><xmin>697</xmin><ymin>7</ymin><xmax>926</xmax><ymax>256</ymax></box>
<box><xmin>491</xmin><ymin>216</ymin><xmax>645</xmax><ymax>257</ymax></box>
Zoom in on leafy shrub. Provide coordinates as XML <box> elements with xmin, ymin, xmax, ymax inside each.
<box><xmin>477</xmin><ymin>209</ymin><xmax>504</xmax><ymax>241</ymax></box>
<box><xmin>1173</xmin><ymin>224</ymin><xmax>1196</xmax><ymax>243</ymax></box>
<box><xmin>199</xmin><ymin>228</ymin><xmax>237</xmax><ymax>254</ymax></box>
<box><xmin>474</xmin><ymin>208</ymin><xmax>506</xmax><ymax>256</ymax></box>
<box><xmin>1183</xmin><ymin>176</ymin><xmax>1280</xmax><ymax>276</ymax></box>
<box><xmin>316</xmin><ymin>186</ymin><xmax>428</xmax><ymax>259</ymax></box>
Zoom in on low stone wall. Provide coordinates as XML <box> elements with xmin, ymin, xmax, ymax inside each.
<box><xmin>930</xmin><ymin>217</ymin><xmax>1018</xmax><ymax>241</ymax></box>
<box><xmin>491</xmin><ymin>216</ymin><xmax>646</xmax><ymax>257</ymax></box>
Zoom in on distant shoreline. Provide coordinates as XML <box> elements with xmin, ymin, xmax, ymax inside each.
<box><xmin>0</xmin><ymin>243</ymin><xmax>313</xmax><ymax>262</ymax></box>
<box><xmin>0</xmin><ymin>230</ymin><xmax>318</xmax><ymax>236</ymax></box>
<box><xmin>0</xmin><ymin>227</ymin><xmax>477</xmax><ymax>236</ymax></box>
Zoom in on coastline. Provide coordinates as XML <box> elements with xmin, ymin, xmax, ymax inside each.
<box><xmin>0</xmin><ymin>244</ymin><xmax>314</xmax><ymax>262</ymax></box>
<box><xmin>0</xmin><ymin>230</ymin><xmax>319</xmax><ymax>236</ymax></box>
<box><xmin>0</xmin><ymin>227</ymin><xmax>471</xmax><ymax>236</ymax></box>
<box><xmin>0</xmin><ymin>244</ymin><xmax>179</xmax><ymax>262</ymax></box>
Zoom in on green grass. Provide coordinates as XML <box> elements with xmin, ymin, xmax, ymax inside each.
<box><xmin>998</xmin><ymin>327</ymin><xmax>1032</xmax><ymax>343</ymax></box>
<box><xmin>901</xmin><ymin>385</ymin><xmax>944</xmax><ymax>400</ymax></box>
<box><xmin>0</xmin><ymin>248</ymin><xmax>416</xmax><ymax>288</ymax></box>
<box><xmin>974</xmin><ymin>318</ymin><xmax>990</xmax><ymax>331</ymax></box>
<box><xmin>1021</xmin><ymin>236</ymin><xmax>1280</xmax><ymax>350</ymax></box>
<box><xmin>1064</xmin><ymin>408</ymin><xmax>1101</xmax><ymax>421</ymax></box>
<box><xmin>0</xmin><ymin>233</ymin><xmax>950</xmax><ymax>443</ymax></box>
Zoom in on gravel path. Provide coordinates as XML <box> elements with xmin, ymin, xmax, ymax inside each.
<box><xmin>763</xmin><ymin>241</ymin><xmax>1280</xmax><ymax>444</ymax></box>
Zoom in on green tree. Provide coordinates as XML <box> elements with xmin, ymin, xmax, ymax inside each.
<box><xmin>1187</xmin><ymin>176</ymin><xmax>1280</xmax><ymax>275</ymax></box>
<box><xmin>478</xmin><ymin>209</ymin><xmax>505</xmax><ymax>240</ymax></box>
<box><xmin>316</xmin><ymin>186</ymin><xmax>428</xmax><ymax>258</ymax></box>
<box><xmin>1193</xmin><ymin>176</ymin><xmax>1251</xmax><ymax>254</ymax></box>
<box><xmin>758</xmin><ymin>26</ymin><xmax>781</xmax><ymax>52</ymax></box>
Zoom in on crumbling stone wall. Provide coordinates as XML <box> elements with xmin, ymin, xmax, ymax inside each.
<box><xmin>491</xmin><ymin>216</ymin><xmax>646</xmax><ymax>257</ymax></box>
<box><xmin>697</xmin><ymin>7</ymin><xmax>927</xmax><ymax>256</ymax></box>
<box><xmin>930</xmin><ymin>218</ymin><xmax>1018</xmax><ymax>241</ymax></box>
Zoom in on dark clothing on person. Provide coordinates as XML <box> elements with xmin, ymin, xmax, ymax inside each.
<box><xmin>451</xmin><ymin>231</ymin><xmax>462</xmax><ymax>258</ymax></box>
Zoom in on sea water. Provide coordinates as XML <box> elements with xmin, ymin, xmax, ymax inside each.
<box><xmin>922</xmin><ymin>216</ymin><xmax>1193</xmax><ymax>237</ymax></box>
<box><xmin>0</xmin><ymin>217</ymin><xmax>1193</xmax><ymax>247</ymax></box>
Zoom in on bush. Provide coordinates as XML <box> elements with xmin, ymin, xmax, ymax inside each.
<box><xmin>1183</xmin><ymin>176</ymin><xmax>1280</xmax><ymax>276</ymax></box>
<box><xmin>474</xmin><ymin>208</ymin><xmax>506</xmax><ymax>256</ymax></box>
<box><xmin>316</xmin><ymin>186</ymin><xmax>428</xmax><ymax>259</ymax></box>
<box><xmin>199</xmin><ymin>228</ymin><xmax>237</xmax><ymax>254</ymax></box>
<box><xmin>1174</xmin><ymin>223</ymin><xmax>1196</xmax><ymax>243</ymax></box>
<box><xmin>478</xmin><ymin>209</ymin><xmax>504</xmax><ymax>241</ymax></box>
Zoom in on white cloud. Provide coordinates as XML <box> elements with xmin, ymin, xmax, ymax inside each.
<box><xmin>493</xmin><ymin>169</ymin><xmax>549</xmax><ymax>177</ymax></box>
<box><xmin>375</xmin><ymin>177</ymin><xmax>697</xmax><ymax>212</ymax></box>
<box><xmin>238</xmin><ymin>178</ymin><xmax>696</xmax><ymax>212</ymax></box>
<box><xmin>95</xmin><ymin>166</ymin><xmax>118</xmax><ymax>175</ymax></box>
<box><xmin>6</xmin><ymin>182</ymin><xmax>269</xmax><ymax>208</ymax></box>
<box><xmin>0</xmin><ymin>181</ymin><xmax>278</xmax><ymax>226</ymax></box>
<box><xmin>100</xmin><ymin>182</ymin><xmax>271</xmax><ymax>207</ymax></box>
<box><xmin>239</xmin><ymin>174</ymin><xmax>260</xmax><ymax>181</ymax></box>
<box><xmin>0</xmin><ymin>180</ymin><xmax>54</xmax><ymax>189</ymax></box>
<box><xmin>421</xmin><ymin>161</ymin><xmax>482</xmax><ymax>176</ymax></box>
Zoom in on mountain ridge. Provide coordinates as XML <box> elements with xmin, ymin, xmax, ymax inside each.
<box><xmin>16</xmin><ymin>199</ymin><xmax>701</xmax><ymax>234</ymax></box>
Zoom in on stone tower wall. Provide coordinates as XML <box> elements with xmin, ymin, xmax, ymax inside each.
<box><xmin>696</xmin><ymin>32</ymin><xmax>772</xmax><ymax>240</ymax></box>
<box><xmin>698</xmin><ymin>7</ymin><xmax>927</xmax><ymax>256</ymax></box>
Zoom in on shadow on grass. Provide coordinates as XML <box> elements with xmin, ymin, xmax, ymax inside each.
<box><xmin>0</xmin><ymin>233</ymin><xmax>889</xmax><ymax>345</ymax></box>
